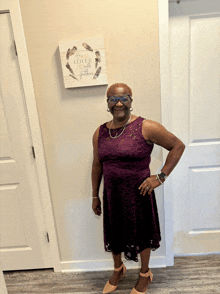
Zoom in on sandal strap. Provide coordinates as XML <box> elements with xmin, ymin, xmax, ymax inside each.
<box><xmin>114</xmin><ymin>263</ymin><xmax>124</xmax><ymax>271</ymax></box>
<box><xmin>140</xmin><ymin>269</ymin><xmax>151</xmax><ymax>278</ymax></box>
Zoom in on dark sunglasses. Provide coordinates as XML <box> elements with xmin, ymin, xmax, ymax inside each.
<box><xmin>107</xmin><ymin>95</ymin><xmax>131</xmax><ymax>104</ymax></box>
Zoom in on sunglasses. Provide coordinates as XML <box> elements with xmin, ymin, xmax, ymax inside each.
<box><xmin>107</xmin><ymin>95</ymin><xmax>131</xmax><ymax>104</ymax></box>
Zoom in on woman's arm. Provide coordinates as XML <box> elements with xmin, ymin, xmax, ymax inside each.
<box><xmin>138</xmin><ymin>120</ymin><xmax>185</xmax><ymax>196</ymax></box>
<box><xmin>143</xmin><ymin>120</ymin><xmax>185</xmax><ymax>179</ymax></box>
<box><xmin>91</xmin><ymin>127</ymin><xmax>103</xmax><ymax>197</ymax></box>
<box><xmin>159</xmin><ymin>142</ymin><xmax>185</xmax><ymax>179</ymax></box>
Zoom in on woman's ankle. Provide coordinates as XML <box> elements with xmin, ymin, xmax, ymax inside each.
<box><xmin>140</xmin><ymin>267</ymin><xmax>149</xmax><ymax>273</ymax></box>
<box><xmin>114</xmin><ymin>261</ymin><xmax>123</xmax><ymax>268</ymax></box>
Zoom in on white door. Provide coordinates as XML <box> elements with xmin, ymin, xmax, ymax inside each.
<box><xmin>169</xmin><ymin>0</ymin><xmax>220</xmax><ymax>255</ymax></box>
<box><xmin>0</xmin><ymin>11</ymin><xmax>52</xmax><ymax>270</ymax></box>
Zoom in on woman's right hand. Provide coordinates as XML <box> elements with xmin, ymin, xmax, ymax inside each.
<box><xmin>92</xmin><ymin>197</ymin><xmax>102</xmax><ymax>216</ymax></box>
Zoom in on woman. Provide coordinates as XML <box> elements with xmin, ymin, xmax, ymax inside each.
<box><xmin>91</xmin><ymin>83</ymin><xmax>185</xmax><ymax>294</ymax></box>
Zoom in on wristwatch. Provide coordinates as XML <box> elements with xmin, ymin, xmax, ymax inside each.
<box><xmin>158</xmin><ymin>171</ymin><xmax>167</xmax><ymax>181</ymax></box>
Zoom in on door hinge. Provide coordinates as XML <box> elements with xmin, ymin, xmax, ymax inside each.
<box><xmin>14</xmin><ymin>40</ymin><xmax>17</xmax><ymax>56</ymax></box>
<box><xmin>32</xmin><ymin>146</ymin><xmax>35</xmax><ymax>158</ymax></box>
<box><xmin>46</xmin><ymin>232</ymin><xmax>50</xmax><ymax>243</ymax></box>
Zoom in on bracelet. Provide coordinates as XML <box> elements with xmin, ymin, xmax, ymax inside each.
<box><xmin>156</xmin><ymin>174</ymin><xmax>164</xmax><ymax>185</ymax></box>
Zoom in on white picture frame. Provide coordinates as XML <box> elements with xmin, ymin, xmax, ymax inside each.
<box><xmin>59</xmin><ymin>36</ymin><xmax>108</xmax><ymax>88</ymax></box>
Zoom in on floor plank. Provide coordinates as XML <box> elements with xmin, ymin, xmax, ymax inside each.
<box><xmin>3</xmin><ymin>254</ymin><xmax>220</xmax><ymax>293</ymax></box>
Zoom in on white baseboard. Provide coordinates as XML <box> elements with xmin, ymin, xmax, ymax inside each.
<box><xmin>60</xmin><ymin>255</ymin><xmax>167</xmax><ymax>273</ymax></box>
<box><xmin>174</xmin><ymin>252</ymin><xmax>220</xmax><ymax>257</ymax></box>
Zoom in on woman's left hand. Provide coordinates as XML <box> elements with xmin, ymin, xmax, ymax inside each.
<box><xmin>138</xmin><ymin>175</ymin><xmax>164</xmax><ymax>196</ymax></box>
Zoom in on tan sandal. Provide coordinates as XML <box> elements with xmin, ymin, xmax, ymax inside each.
<box><xmin>130</xmin><ymin>269</ymin><xmax>153</xmax><ymax>294</ymax></box>
<box><xmin>103</xmin><ymin>262</ymin><xmax>126</xmax><ymax>294</ymax></box>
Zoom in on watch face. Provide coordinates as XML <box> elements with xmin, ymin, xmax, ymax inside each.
<box><xmin>159</xmin><ymin>172</ymin><xmax>167</xmax><ymax>179</ymax></box>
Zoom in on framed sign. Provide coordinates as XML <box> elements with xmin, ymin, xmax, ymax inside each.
<box><xmin>59</xmin><ymin>37</ymin><xmax>108</xmax><ymax>88</ymax></box>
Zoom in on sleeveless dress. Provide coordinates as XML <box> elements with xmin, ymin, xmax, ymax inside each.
<box><xmin>98</xmin><ymin>116</ymin><xmax>161</xmax><ymax>262</ymax></box>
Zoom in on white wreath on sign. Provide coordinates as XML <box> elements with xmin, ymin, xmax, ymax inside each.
<box><xmin>65</xmin><ymin>42</ymin><xmax>102</xmax><ymax>81</ymax></box>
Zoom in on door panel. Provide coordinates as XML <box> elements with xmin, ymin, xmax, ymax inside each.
<box><xmin>169</xmin><ymin>0</ymin><xmax>220</xmax><ymax>255</ymax></box>
<box><xmin>0</xmin><ymin>12</ymin><xmax>50</xmax><ymax>270</ymax></box>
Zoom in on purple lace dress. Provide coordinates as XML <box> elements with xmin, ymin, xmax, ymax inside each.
<box><xmin>98</xmin><ymin>116</ymin><xmax>161</xmax><ymax>262</ymax></box>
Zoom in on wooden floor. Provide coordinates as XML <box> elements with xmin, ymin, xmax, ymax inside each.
<box><xmin>3</xmin><ymin>254</ymin><xmax>220</xmax><ymax>293</ymax></box>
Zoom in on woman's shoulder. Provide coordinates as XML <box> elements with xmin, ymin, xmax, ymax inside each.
<box><xmin>92</xmin><ymin>126</ymin><xmax>100</xmax><ymax>142</ymax></box>
<box><xmin>142</xmin><ymin>117</ymin><xmax>155</xmax><ymax>122</ymax></box>
<box><xmin>142</xmin><ymin>118</ymin><xmax>160</xmax><ymax>126</ymax></box>
<box><xmin>141</xmin><ymin>119</ymin><xmax>162</xmax><ymax>145</ymax></box>
<box><xmin>93</xmin><ymin>122</ymin><xmax>107</xmax><ymax>140</ymax></box>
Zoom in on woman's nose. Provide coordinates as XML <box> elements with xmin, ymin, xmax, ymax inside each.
<box><xmin>116</xmin><ymin>100</ymin><xmax>123</xmax><ymax>106</ymax></box>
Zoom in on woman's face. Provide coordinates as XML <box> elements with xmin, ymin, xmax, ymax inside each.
<box><xmin>107</xmin><ymin>86</ymin><xmax>133</xmax><ymax>118</ymax></box>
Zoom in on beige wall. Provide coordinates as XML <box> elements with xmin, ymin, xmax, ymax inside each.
<box><xmin>19</xmin><ymin>0</ymin><xmax>163</xmax><ymax>263</ymax></box>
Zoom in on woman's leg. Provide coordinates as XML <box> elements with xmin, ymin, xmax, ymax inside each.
<box><xmin>140</xmin><ymin>248</ymin><xmax>151</xmax><ymax>272</ymax></box>
<box><xmin>134</xmin><ymin>248</ymin><xmax>152</xmax><ymax>292</ymax></box>
<box><xmin>108</xmin><ymin>252</ymin><xmax>124</xmax><ymax>286</ymax></box>
<box><xmin>112</xmin><ymin>252</ymin><xmax>123</xmax><ymax>268</ymax></box>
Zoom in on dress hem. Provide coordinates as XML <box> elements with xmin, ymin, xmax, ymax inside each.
<box><xmin>104</xmin><ymin>242</ymin><xmax>161</xmax><ymax>263</ymax></box>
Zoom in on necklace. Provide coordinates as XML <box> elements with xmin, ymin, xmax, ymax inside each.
<box><xmin>109</xmin><ymin>114</ymin><xmax>132</xmax><ymax>139</ymax></box>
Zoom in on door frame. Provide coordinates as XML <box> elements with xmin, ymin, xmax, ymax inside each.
<box><xmin>158</xmin><ymin>0</ymin><xmax>175</xmax><ymax>266</ymax></box>
<box><xmin>0</xmin><ymin>264</ymin><xmax>7</xmax><ymax>294</ymax></box>
<box><xmin>0</xmin><ymin>0</ymin><xmax>61</xmax><ymax>271</ymax></box>
<box><xmin>159</xmin><ymin>0</ymin><xmax>220</xmax><ymax>259</ymax></box>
